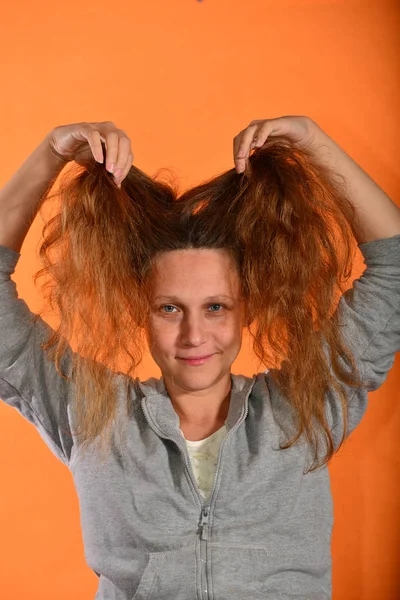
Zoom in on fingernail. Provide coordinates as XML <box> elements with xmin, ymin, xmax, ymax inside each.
<box><xmin>114</xmin><ymin>168</ymin><xmax>122</xmax><ymax>178</ymax></box>
<box><xmin>108</xmin><ymin>163</ymin><xmax>114</xmax><ymax>173</ymax></box>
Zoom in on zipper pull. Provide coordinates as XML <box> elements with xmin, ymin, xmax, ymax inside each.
<box><xmin>200</xmin><ymin>507</ymin><xmax>209</xmax><ymax>540</ymax></box>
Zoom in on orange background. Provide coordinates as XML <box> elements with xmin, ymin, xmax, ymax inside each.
<box><xmin>0</xmin><ymin>1</ymin><xmax>399</xmax><ymax>598</ymax></box>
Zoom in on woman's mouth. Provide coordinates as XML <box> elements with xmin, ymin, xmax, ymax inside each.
<box><xmin>177</xmin><ymin>354</ymin><xmax>214</xmax><ymax>366</ymax></box>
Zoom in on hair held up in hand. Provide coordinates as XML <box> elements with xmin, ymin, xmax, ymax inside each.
<box><xmin>32</xmin><ymin>135</ymin><xmax>372</xmax><ymax>472</ymax></box>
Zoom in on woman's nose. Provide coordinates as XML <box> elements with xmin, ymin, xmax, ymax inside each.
<box><xmin>180</xmin><ymin>317</ymin><xmax>208</xmax><ymax>343</ymax></box>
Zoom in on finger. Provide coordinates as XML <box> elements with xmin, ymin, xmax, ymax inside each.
<box><xmin>234</xmin><ymin>124</ymin><xmax>259</xmax><ymax>172</ymax></box>
<box><xmin>103</xmin><ymin>131</ymin><xmax>120</xmax><ymax>173</ymax></box>
<box><xmin>85</xmin><ymin>128</ymin><xmax>104</xmax><ymax>163</ymax></box>
<box><xmin>112</xmin><ymin>136</ymin><xmax>133</xmax><ymax>181</ymax></box>
<box><xmin>250</xmin><ymin>121</ymin><xmax>272</xmax><ymax>149</ymax></box>
<box><xmin>115</xmin><ymin>152</ymin><xmax>134</xmax><ymax>185</ymax></box>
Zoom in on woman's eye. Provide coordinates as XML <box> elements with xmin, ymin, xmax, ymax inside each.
<box><xmin>161</xmin><ymin>304</ymin><xmax>224</xmax><ymax>313</ymax></box>
<box><xmin>209</xmin><ymin>304</ymin><xmax>224</xmax><ymax>312</ymax></box>
<box><xmin>162</xmin><ymin>305</ymin><xmax>176</xmax><ymax>313</ymax></box>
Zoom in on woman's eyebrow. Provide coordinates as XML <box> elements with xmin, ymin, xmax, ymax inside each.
<box><xmin>154</xmin><ymin>294</ymin><xmax>234</xmax><ymax>301</ymax></box>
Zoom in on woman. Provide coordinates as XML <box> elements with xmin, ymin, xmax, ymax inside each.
<box><xmin>0</xmin><ymin>116</ymin><xmax>399</xmax><ymax>599</ymax></box>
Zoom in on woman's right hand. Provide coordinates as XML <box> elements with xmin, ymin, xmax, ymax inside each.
<box><xmin>47</xmin><ymin>121</ymin><xmax>134</xmax><ymax>187</ymax></box>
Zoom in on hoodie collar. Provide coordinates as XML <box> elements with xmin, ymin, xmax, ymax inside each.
<box><xmin>134</xmin><ymin>373</ymin><xmax>258</xmax><ymax>438</ymax></box>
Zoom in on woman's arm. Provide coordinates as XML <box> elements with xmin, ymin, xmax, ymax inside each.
<box><xmin>0</xmin><ymin>134</ymin><xmax>67</xmax><ymax>253</ymax></box>
<box><xmin>310</xmin><ymin>123</ymin><xmax>400</xmax><ymax>244</ymax></box>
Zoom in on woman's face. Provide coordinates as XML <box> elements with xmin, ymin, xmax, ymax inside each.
<box><xmin>145</xmin><ymin>249</ymin><xmax>247</xmax><ymax>393</ymax></box>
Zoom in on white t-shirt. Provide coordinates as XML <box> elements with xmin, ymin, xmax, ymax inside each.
<box><xmin>180</xmin><ymin>425</ymin><xmax>228</xmax><ymax>501</ymax></box>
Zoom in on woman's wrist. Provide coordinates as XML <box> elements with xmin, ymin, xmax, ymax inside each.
<box><xmin>43</xmin><ymin>131</ymin><xmax>72</xmax><ymax>168</ymax></box>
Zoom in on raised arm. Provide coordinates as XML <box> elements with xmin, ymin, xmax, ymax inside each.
<box><xmin>0</xmin><ymin>133</ymin><xmax>68</xmax><ymax>253</ymax></box>
<box><xmin>309</xmin><ymin>122</ymin><xmax>400</xmax><ymax>244</ymax></box>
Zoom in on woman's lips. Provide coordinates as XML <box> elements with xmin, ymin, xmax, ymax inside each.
<box><xmin>177</xmin><ymin>354</ymin><xmax>214</xmax><ymax>365</ymax></box>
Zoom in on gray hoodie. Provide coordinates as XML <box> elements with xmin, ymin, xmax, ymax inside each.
<box><xmin>0</xmin><ymin>234</ymin><xmax>399</xmax><ymax>600</ymax></box>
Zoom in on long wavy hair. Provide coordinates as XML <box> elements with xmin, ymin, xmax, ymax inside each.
<box><xmin>32</xmin><ymin>135</ymin><xmax>371</xmax><ymax>472</ymax></box>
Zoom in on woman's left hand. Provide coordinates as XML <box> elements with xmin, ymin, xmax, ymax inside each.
<box><xmin>233</xmin><ymin>115</ymin><xmax>319</xmax><ymax>173</ymax></box>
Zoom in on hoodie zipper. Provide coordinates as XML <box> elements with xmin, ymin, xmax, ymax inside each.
<box><xmin>141</xmin><ymin>397</ymin><xmax>250</xmax><ymax>517</ymax></box>
<box><xmin>198</xmin><ymin>430</ymin><xmax>229</xmax><ymax>540</ymax></box>
<box><xmin>141</xmin><ymin>396</ymin><xmax>250</xmax><ymax>599</ymax></box>
<box><xmin>200</xmin><ymin>506</ymin><xmax>210</xmax><ymax>540</ymax></box>
<box><xmin>196</xmin><ymin>404</ymin><xmax>249</xmax><ymax>599</ymax></box>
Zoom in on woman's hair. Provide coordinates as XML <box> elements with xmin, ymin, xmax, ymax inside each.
<box><xmin>32</xmin><ymin>133</ymin><xmax>371</xmax><ymax>472</ymax></box>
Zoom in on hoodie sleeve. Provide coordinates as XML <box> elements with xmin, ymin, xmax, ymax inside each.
<box><xmin>324</xmin><ymin>233</ymin><xmax>400</xmax><ymax>448</ymax></box>
<box><xmin>0</xmin><ymin>244</ymin><xmax>77</xmax><ymax>466</ymax></box>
